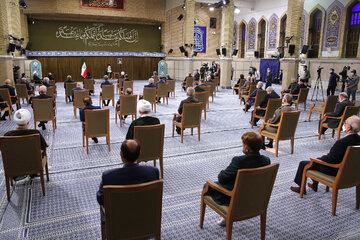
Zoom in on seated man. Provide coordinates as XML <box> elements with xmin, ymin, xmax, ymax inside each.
<box><xmin>85</xmin><ymin>72</ymin><xmax>92</xmax><ymax>79</ymax></box>
<box><xmin>156</xmin><ymin>76</ymin><xmax>167</xmax><ymax>103</ymax></box>
<box><xmin>175</xmin><ymin>87</ymin><xmax>199</xmax><ymax>134</ymax></box>
<box><xmin>152</xmin><ymin>71</ymin><xmax>158</xmax><ymax>78</ymax></box>
<box><xmin>96</xmin><ymin>139</ymin><xmax>160</xmax><ymax>233</ymax></box>
<box><xmin>262</xmin><ymin>93</ymin><xmax>295</xmax><ymax>149</ymax></box>
<box><xmin>144</xmin><ymin>78</ymin><xmax>156</xmax><ymax>88</ymax></box>
<box><xmin>193</xmin><ymin>81</ymin><xmax>205</xmax><ymax>92</ymax></box>
<box><xmin>199</xmin><ymin>79</ymin><xmax>207</xmax><ymax>87</ymax></box>
<box><xmin>291</xmin><ymin>79</ymin><xmax>307</xmax><ymax>100</ymax></box>
<box><xmin>71</xmin><ymin>82</ymin><xmax>85</xmax><ymax>101</ymax></box>
<box><xmin>64</xmin><ymin>75</ymin><xmax>75</xmax><ymax>102</ymax></box>
<box><xmin>116</xmin><ymin>88</ymin><xmax>132</xmax><ymax>113</ymax></box>
<box><xmin>205</xmin><ymin>75</ymin><xmax>213</xmax><ymax>83</ymax></box>
<box><xmin>243</xmin><ymin>81</ymin><xmax>263</xmax><ymax>112</ymax></box>
<box><xmin>318</xmin><ymin>92</ymin><xmax>353</xmax><ymax>135</ymax></box>
<box><xmin>251</xmin><ymin>86</ymin><xmax>280</xmax><ymax>126</ymax></box>
<box><xmin>80</xmin><ymin>96</ymin><xmax>101</xmax><ymax>143</ymax></box>
<box><xmin>42</xmin><ymin>77</ymin><xmax>53</xmax><ymax>88</ymax></box>
<box><xmin>19</xmin><ymin>77</ymin><xmax>35</xmax><ymax>95</ymax></box>
<box><xmin>100</xmin><ymin>75</ymin><xmax>113</xmax><ymax>106</ymax></box>
<box><xmin>126</xmin><ymin>100</ymin><xmax>160</xmax><ymax>139</ymax></box>
<box><xmin>239</xmin><ymin>76</ymin><xmax>251</xmax><ymax>91</ymax></box>
<box><xmin>0</xmin><ymin>79</ymin><xmax>19</xmax><ymax>111</ymax></box>
<box><xmin>194</xmin><ymin>69</ymin><xmax>200</xmax><ymax>81</ymax></box>
<box><xmin>282</xmin><ymin>78</ymin><xmax>297</xmax><ymax>94</ymax></box>
<box><xmin>31</xmin><ymin>85</ymin><xmax>53</xmax><ymax>130</ymax></box>
<box><xmin>119</xmin><ymin>71</ymin><xmax>125</xmax><ymax>78</ymax></box>
<box><xmin>182</xmin><ymin>72</ymin><xmax>193</xmax><ymax>91</ymax></box>
<box><xmin>124</xmin><ymin>74</ymin><xmax>131</xmax><ymax>81</ymax></box>
<box><xmin>233</xmin><ymin>74</ymin><xmax>245</xmax><ymax>95</ymax></box>
<box><xmin>33</xmin><ymin>72</ymin><xmax>42</xmax><ymax>84</ymax></box>
<box><xmin>291</xmin><ymin>115</ymin><xmax>360</xmax><ymax>194</ymax></box>
<box><xmin>48</xmin><ymin>72</ymin><xmax>55</xmax><ymax>81</ymax></box>
<box><xmin>4</xmin><ymin>109</ymin><xmax>49</xmax><ymax>181</ymax></box>
<box><xmin>204</xmin><ymin>132</ymin><xmax>270</xmax><ymax>226</ymax></box>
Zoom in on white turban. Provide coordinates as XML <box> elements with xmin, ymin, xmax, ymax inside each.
<box><xmin>137</xmin><ymin>100</ymin><xmax>151</xmax><ymax>113</ymax></box>
<box><xmin>13</xmin><ymin>109</ymin><xmax>31</xmax><ymax>125</ymax></box>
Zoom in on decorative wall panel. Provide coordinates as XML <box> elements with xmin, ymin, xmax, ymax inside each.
<box><xmin>247</xmin><ymin>18</ymin><xmax>257</xmax><ymax>51</ymax></box>
<box><xmin>267</xmin><ymin>14</ymin><xmax>279</xmax><ymax>50</ymax></box>
<box><xmin>323</xmin><ymin>0</ymin><xmax>344</xmax><ymax>50</ymax></box>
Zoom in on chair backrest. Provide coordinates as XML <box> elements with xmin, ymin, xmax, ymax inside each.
<box><xmin>167</xmin><ymin>80</ymin><xmax>176</xmax><ymax>92</ymax></box>
<box><xmin>134</xmin><ymin>124</ymin><xmax>165</xmax><ymax>162</ymax></box>
<box><xmin>289</xmin><ymin>83</ymin><xmax>298</xmax><ymax>92</ymax></box>
<box><xmin>120</xmin><ymin>95</ymin><xmax>137</xmax><ymax>115</ymax></box>
<box><xmin>153</xmin><ymin>77</ymin><xmax>159</xmax><ymax>85</ymax></box>
<box><xmin>323</xmin><ymin>95</ymin><xmax>339</xmax><ymax>114</ymax></box>
<box><xmin>85</xmin><ymin>109</ymin><xmax>109</xmax><ymax>137</ymax></box>
<box><xmin>113</xmin><ymin>72</ymin><xmax>120</xmax><ymax>79</ymax></box>
<box><xmin>65</xmin><ymin>82</ymin><xmax>76</xmax><ymax>96</ymax></box>
<box><xmin>143</xmin><ymin>88</ymin><xmax>156</xmax><ymax>104</ymax></box>
<box><xmin>213</xmin><ymin>77</ymin><xmax>219</xmax><ymax>87</ymax></box>
<box><xmin>238</xmin><ymin>79</ymin><xmax>246</xmax><ymax>88</ymax></box>
<box><xmin>0</xmin><ymin>134</ymin><xmax>43</xmax><ymax>176</ymax></box>
<box><xmin>200</xmin><ymin>85</ymin><xmax>211</xmax><ymax>94</ymax></box>
<box><xmin>49</xmin><ymin>80</ymin><xmax>56</xmax><ymax>86</ymax></box>
<box><xmin>339</xmin><ymin>106</ymin><xmax>360</xmax><ymax>126</ymax></box>
<box><xmin>15</xmin><ymin>84</ymin><xmax>28</xmax><ymax>98</ymax></box>
<box><xmin>103</xmin><ymin>180</ymin><xmax>163</xmax><ymax>240</ymax></box>
<box><xmin>206</xmin><ymin>82</ymin><xmax>214</xmax><ymax>96</ymax></box>
<box><xmin>336</xmin><ymin>146</ymin><xmax>360</xmax><ymax>188</ymax></box>
<box><xmin>74</xmin><ymin>90</ymin><xmax>89</xmax><ymax>109</ymax></box>
<box><xmin>264</xmin><ymin>99</ymin><xmax>282</xmax><ymax>121</ymax></box>
<box><xmin>297</xmin><ymin>88</ymin><xmax>309</xmax><ymax>103</ymax></box>
<box><xmin>247</xmin><ymin>84</ymin><xmax>256</xmax><ymax>95</ymax></box>
<box><xmin>182</xmin><ymin>103</ymin><xmax>202</xmax><ymax>127</ymax></box>
<box><xmin>118</xmin><ymin>77</ymin><xmax>125</xmax><ymax>87</ymax></box>
<box><xmin>33</xmin><ymin>99</ymin><xmax>54</xmax><ymax>121</ymax></box>
<box><xmin>47</xmin><ymin>86</ymin><xmax>55</xmax><ymax>97</ymax></box>
<box><xmin>277</xmin><ymin>111</ymin><xmax>301</xmax><ymax>139</ymax></box>
<box><xmin>84</xmin><ymin>79</ymin><xmax>94</xmax><ymax>91</ymax></box>
<box><xmin>157</xmin><ymin>83</ymin><xmax>169</xmax><ymax>97</ymax></box>
<box><xmin>123</xmin><ymin>81</ymin><xmax>133</xmax><ymax>92</ymax></box>
<box><xmin>186</xmin><ymin>77</ymin><xmax>194</xmax><ymax>88</ymax></box>
<box><xmin>102</xmin><ymin>85</ymin><xmax>114</xmax><ymax>99</ymax></box>
<box><xmin>194</xmin><ymin>92</ymin><xmax>208</xmax><ymax>109</ymax></box>
<box><xmin>0</xmin><ymin>89</ymin><xmax>12</xmax><ymax>106</ymax></box>
<box><xmin>229</xmin><ymin>163</ymin><xmax>279</xmax><ymax>220</ymax></box>
<box><xmin>254</xmin><ymin>90</ymin><xmax>267</xmax><ymax>107</ymax></box>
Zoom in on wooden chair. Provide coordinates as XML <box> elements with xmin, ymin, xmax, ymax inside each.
<box><xmin>115</xmin><ymin>95</ymin><xmax>137</xmax><ymax>127</ymax></box>
<box><xmin>233</xmin><ymin>79</ymin><xmax>246</xmax><ymax>95</ymax></box>
<box><xmin>0</xmin><ymin>88</ymin><xmax>20</xmax><ymax>113</ymax></box>
<box><xmin>15</xmin><ymin>84</ymin><xmax>34</xmax><ymax>104</ymax></box>
<box><xmin>167</xmin><ymin>80</ymin><xmax>176</xmax><ymax>97</ymax></box>
<box><xmin>308</xmin><ymin>95</ymin><xmax>338</xmax><ymax>121</ymax></box>
<box><xmin>195</xmin><ymin>91</ymin><xmax>209</xmax><ymax>120</ymax></box>
<box><xmin>292</xmin><ymin>88</ymin><xmax>309</xmax><ymax>111</ymax></box>
<box><xmin>213</xmin><ymin>76</ymin><xmax>219</xmax><ymax>91</ymax></box>
<box><xmin>281</xmin><ymin>83</ymin><xmax>298</xmax><ymax>97</ymax></box>
<box><xmin>100</xmin><ymin>85</ymin><xmax>115</xmax><ymax>108</ymax></box>
<box><xmin>83</xmin><ymin>109</ymin><xmax>110</xmax><ymax>154</ymax></box>
<box><xmin>84</xmin><ymin>79</ymin><xmax>95</xmax><ymax>95</ymax></box>
<box><xmin>116</xmin><ymin>77</ymin><xmax>125</xmax><ymax>94</ymax></box>
<box><xmin>259</xmin><ymin>111</ymin><xmax>300</xmax><ymax>157</ymax></box>
<box><xmin>33</xmin><ymin>98</ymin><xmax>56</xmax><ymax>133</ymax></box>
<box><xmin>113</xmin><ymin>72</ymin><xmax>120</xmax><ymax>79</ymax></box>
<box><xmin>251</xmin><ymin>98</ymin><xmax>282</xmax><ymax>128</ymax></box>
<box><xmin>102</xmin><ymin>180</ymin><xmax>163</xmax><ymax>240</ymax></box>
<box><xmin>153</xmin><ymin>77</ymin><xmax>159</xmax><ymax>85</ymax></box>
<box><xmin>49</xmin><ymin>80</ymin><xmax>57</xmax><ymax>94</ymax></box>
<box><xmin>65</xmin><ymin>82</ymin><xmax>76</xmax><ymax>103</ymax></box>
<box><xmin>73</xmin><ymin>90</ymin><xmax>89</xmax><ymax>118</ymax></box>
<box><xmin>0</xmin><ymin>99</ymin><xmax>11</xmax><ymax>120</ymax></box>
<box><xmin>355</xmin><ymin>100</ymin><xmax>360</xmax><ymax>107</ymax></box>
<box><xmin>300</xmin><ymin>146</ymin><xmax>360</xmax><ymax>216</ymax></box>
<box><xmin>134</xmin><ymin>124</ymin><xmax>165</xmax><ymax>178</ymax></box>
<box><xmin>319</xmin><ymin>106</ymin><xmax>359</xmax><ymax>140</ymax></box>
<box><xmin>172</xmin><ymin>103</ymin><xmax>202</xmax><ymax>143</ymax></box>
<box><xmin>0</xmin><ymin>134</ymin><xmax>49</xmax><ymax>201</ymax></box>
<box><xmin>122</xmin><ymin>81</ymin><xmax>133</xmax><ymax>94</ymax></box>
<box><xmin>47</xmin><ymin>86</ymin><xmax>56</xmax><ymax>98</ymax></box>
<box><xmin>200</xmin><ymin>163</ymin><xmax>279</xmax><ymax>240</ymax></box>
<box><xmin>240</xmin><ymin>84</ymin><xmax>256</xmax><ymax>105</ymax></box>
<box><xmin>206</xmin><ymin>82</ymin><xmax>215</xmax><ymax>102</ymax></box>
<box><xmin>186</xmin><ymin>77</ymin><xmax>195</xmax><ymax>89</ymax></box>
<box><xmin>244</xmin><ymin>90</ymin><xmax>266</xmax><ymax>113</ymax></box>
<box><xmin>157</xmin><ymin>83</ymin><xmax>169</xmax><ymax>104</ymax></box>
<box><xmin>200</xmin><ymin>85</ymin><xmax>211</xmax><ymax>107</ymax></box>
<box><xmin>143</xmin><ymin>88</ymin><xmax>157</xmax><ymax>113</ymax></box>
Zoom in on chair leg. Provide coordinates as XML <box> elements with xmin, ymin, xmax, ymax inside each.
<box><xmin>191</xmin><ymin>128</ymin><xmax>193</xmax><ymax>136</ymax></box>
<box><xmin>154</xmin><ymin>103</ymin><xmax>156</xmax><ymax>113</ymax></box>
<box><xmin>198</xmin><ymin>127</ymin><xmax>200</xmax><ymax>141</ymax></box>
<box><xmin>296</xmin><ymin>102</ymin><xmax>299</xmax><ymax>111</ymax></box>
<box><xmin>86</xmin><ymin>137</ymin><xmax>89</xmax><ymax>154</ymax></box>
<box><xmin>326</xmin><ymin>186</ymin><xmax>330</xmax><ymax>192</ymax></box>
<box><xmin>226</xmin><ymin>220</ymin><xmax>233</xmax><ymax>240</ymax></box>
<box><xmin>181</xmin><ymin>128</ymin><xmax>183</xmax><ymax>143</ymax></box>
<box><xmin>45</xmin><ymin>161</ymin><xmax>49</xmax><ymax>181</ymax></box>
<box><xmin>275</xmin><ymin>139</ymin><xmax>279</xmax><ymax>157</ymax></box>
<box><xmin>160</xmin><ymin>157</ymin><xmax>164</xmax><ymax>179</ymax></box>
<box><xmin>40</xmin><ymin>171</ymin><xmax>45</xmax><ymax>196</ymax></box>
<box><xmin>318</xmin><ymin>126</ymin><xmax>323</xmax><ymax>140</ymax></box>
<box><xmin>82</xmin><ymin>131</ymin><xmax>85</xmax><ymax>147</ymax></box>
<box><xmin>120</xmin><ymin>116</ymin><xmax>122</xmax><ymax>127</ymax></box>
<box><xmin>74</xmin><ymin>107</ymin><xmax>76</xmax><ymax>118</ymax></box>
<box><xmin>332</xmin><ymin>188</ymin><xmax>338</xmax><ymax>216</ymax></box>
<box><xmin>199</xmin><ymin>198</ymin><xmax>206</xmax><ymax>228</ymax></box>
<box><xmin>356</xmin><ymin>185</ymin><xmax>360</xmax><ymax>209</ymax></box>
<box><xmin>5</xmin><ymin>176</ymin><xmax>10</xmax><ymax>201</ymax></box>
<box><xmin>291</xmin><ymin>137</ymin><xmax>294</xmax><ymax>154</ymax></box>
<box><xmin>10</xmin><ymin>177</ymin><xmax>13</xmax><ymax>186</ymax></box>
<box><xmin>308</xmin><ymin>112</ymin><xmax>312</xmax><ymax>122</ymax></box>
<box><xmin>304</xmin><ymin>102</ymin><xmax>306</xmax><ymax>111</ymax></box>
<box><xmin>337</xmin><ymin>129</ymin><xmax>340</xmax><ymax>140</ymax></box>
<box><xmin>300</xmin><ymin>175</ymin><xmax>307</xmax><ymax>198</ymax></box>
<box><xmin>332</xmin><ymin>129</ymin><xmax>335</xmax><ymax>138</ymax></box>
<box><xmin>107</xmin><ymin>135</ymin><xmax>110</xmax><ymax>152</ymax></box>
<box><xmin>260</xmin><ymin>211</ymin><xmax>267</xmax><ymax>240</ymax></box>
<box><xmin>204</xmin><ymin>109</ymin><xmax>206</xmax><ymax>120</ymax></box>
<box><xmin>172</xmin><ymin>122</ymin><xmax>175</xmax><ymax>137</ymax></box>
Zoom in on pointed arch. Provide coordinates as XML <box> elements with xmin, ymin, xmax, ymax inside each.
<box><xmin>307</xmin><ymin>5</ymin><xmax>326</xmax><ymax>58</ymax></box>
<box><xmin>247</xmin><ymin>18</ymin><xmax>257</xmax><ymax>52</ymax></box>
<box><xmin>238</xmin><ymin>20</ymin><xmax>247</xmax><ymax>58</ymax></box>
<box><xmin>257</xmin><ymin>16</ymin><xmax>268</xmax><ymax>58</ymax></box>
<box><xmin>278</xmin><ymin>12</ymin><xmax>287</xmax><ymax>56</ymax></box>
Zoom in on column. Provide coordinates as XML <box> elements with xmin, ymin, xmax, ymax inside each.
<box><xmin>182</xmin><ymin>0</ymin><xmax>195</xmax><ymax>77</ymax></box>
<box><xmin>220</xmin><ymin>0</ymin><xmax>234</xmax><ymax>88</ymax></box>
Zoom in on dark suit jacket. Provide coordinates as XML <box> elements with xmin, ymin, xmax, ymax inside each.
<box><xmin>316</xmin><ymin>134</ymin><xmax>360</xmax><ymax>176</ymax></box>
<box><xmin>325</xmin><ymin>100</ymin><xmax>354</xmax><ymax>128</ymax></box>
<box><xmin>266</xmin><ymin>72</ymin><xmax>273</xmax><ymax>83</ymax></box>
<box><xmin>247</xmin><ymin>87</ymin><xmax>262</xmax><ymax>106</ymax></box>
<box><xmin>178</xmin><ymin>96</ymin><xmax>199</xmax><ymax>115</ymax></box>
<box><xmin>33</xmin><ymin>75</ymin><xmax>41</xmax><ymax>83</ymax></box>
<box><xmin>291</xmin><ymin>83</ymin><xmax>307</xmax><ymax>95</ymax></box>
<box><xmin>194</xmin><ymin>86</ymin><xmax>205</xmax><ymax>92</ymax></box>
<box><xmin>194</xmin><ymin>72</ymin><xmax>200</xmax><ymax>80</ymax></box>
<box><xmin>19</xmin><ymin>80</ymin><xmax>34</xmax><ymax>92</ymax></box>
<box><xmin>144</xmin><ymin>83</ymin><xmax>156</xmax><ymax>88</ymax></box>
<box><xmin>268</xmin><ymin>105</ymin><xmax>294</xmax><ymax>124</ymax></box>
<box><xmin>156</xmin><ymin>79</ymin><xmax>166</xmax><ymax>87</ymax></box>
<box><xmin>259</xmin><ymin>91</ymin><xmax>280</xmax><ymax>108</ymax></box>
<box><xmin>5</xmin><ymin>129</ymin><xmax>47</xmax><ymax>151</ymax></box>
<box><xmin>209</xmin><ymin>152</ymin><xmax>271</xmax><ymax>205</ymax></box>
<box><xmin>100</xmin><ymin>80</ymin><xmax>113</xmax><ymax>88</ymax></box>
<box><xmin>96</xmin><ymin>163</ymin><xmax>160</xmax><ymax>205</ymax></box>
<box><xmin>126</xmin><ymin>116</ymin><xmax>160</xmax><ymax>139</ymax></box>
<box><xmin>328</xmin><ymin>72</ymin><xmax>340</xmax><ymax>87</ymax></box>
<box><xmin>31</xmin><ymin>94</ymin><xmax>53</xmax><ymax>108</ymax></box>
<box><xmin>71</xmin><ymin>87</ymin><xmax>85</xmax><ymax>98</ymax></box>
<box><xmin>80</xmin><ymin>105</ymin><xmax>101</xmax><ymax>122</ymax></box>
<box><xmin>43</xmin><ymin>83</ymin><xmax>53</xmax><ymax>88</ymax></box>
<box><xmin>64</xmin><ymin>80</ymin><xmax>75</xmax><ymax>89</ymax></box>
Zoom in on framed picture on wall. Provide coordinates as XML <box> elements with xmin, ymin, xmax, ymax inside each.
<box><xmin>81</xmin><ymin>0</ymin><xmax>125</xmax><ymax>11</ymax></box>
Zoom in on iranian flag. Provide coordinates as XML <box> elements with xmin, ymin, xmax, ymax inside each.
<box><xmin>81</xmin><ymin>57</ymin><xmax>87</xmax><ymax>78</ymax></box>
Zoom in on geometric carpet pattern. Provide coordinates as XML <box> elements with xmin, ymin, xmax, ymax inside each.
<box><xmin>0</xmin><ymin>80</ymin><xmax>359</xmax><ymax>239</ymax></box>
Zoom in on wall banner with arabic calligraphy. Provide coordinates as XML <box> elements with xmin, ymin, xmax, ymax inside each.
<box><xmin>28</xmin><ymin>20</ymin><xmax>161</xmax><ymax>52</ymax></box>
<box><xmin>194</xmin><ymin>26</ymin><xmax>206</xmax><ymax>53</ymax></box>
<box><xmin>81</xmin><ymin>0</ymin><xmax>125</xmax><ymax>11</ymax></box>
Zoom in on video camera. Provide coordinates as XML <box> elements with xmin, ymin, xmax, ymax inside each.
<box><xmin>249</xmin><ymin>66</ymin><xmax>257</xmax><ymax>77</ymax></box>
<box><xmin>339</xmin><ymin>65</ymin><xmax>350</xmax><ymax>80</ymax></box>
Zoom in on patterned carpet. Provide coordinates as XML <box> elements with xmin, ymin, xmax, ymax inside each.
<box><xmin>0</xmin><ymin>80</ymin><xmax>359</xmax><ymax>240</ymax></box>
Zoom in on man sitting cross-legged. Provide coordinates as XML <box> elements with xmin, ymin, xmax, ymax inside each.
<box><xmin>175</xmin><ymin>87</ymin><xmax>199</xmax><ymax>134</ymax></box>
<box><xmin>203</xmin><ymin>132</ymin><xmax>270</xmax><ymax>226</ymax></box>
<box><xmin>290</xmin><ymin>115</ymin><xmax>360</xmax><ymax>194</ymax></box>
<box><xmin>96</xmin><ymin>139</ymin><xmax>160</xmax><ymax>235</ymax></box>
<box><xmin>80</xmin><ymin>96</ymin><xmax>101</xmax><ymax>143</ymax></box>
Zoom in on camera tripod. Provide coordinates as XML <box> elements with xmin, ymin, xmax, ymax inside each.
<box><xmin>311</xmin><ymin>73</ymin><xmax>325</xmax><ymax>101</ymax></box>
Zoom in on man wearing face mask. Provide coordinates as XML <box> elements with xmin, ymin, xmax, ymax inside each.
<box><xmin>346</xmin><ymin>69</ymin><xmax>359</xmax><ymax>102</ymax></box>
<box><xmin>291</xmin><ymin>115</ymin><xmax>360</xmax><ymax>194</ymax></box>
<box><xmin>265</xmin><ymin>67</ymin><xmax>273</xmax><ymax>89</ymax></box>
<box><xmin>327</xmin><ymin>68</ymin><xmax>339</xmax><ymax>96</ymax></box>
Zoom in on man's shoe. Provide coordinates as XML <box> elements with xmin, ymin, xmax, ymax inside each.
<box><xmin>14</xmin><ymin>175</ymin><xmax>27</xmax><ymax>182</ymax></box>
<box><xmin>0</xmin><ymin>116</ymin><xmax>6</xmax><ymax>121</ymax></box>
<box><xmin>38</xmin><ymin>123</ymin><xmax>43</xmax><ymax>127</ymax></box>
<box><xmin>290</xmin><ymin>186</ymin><xmax>306</xmax><ymax>194</ymax></box>
<box><xmin>30</xmin><ymin>174</ymin><xmax>40</xmax><ymax>179</ymax></box>
<box><xmin>176</xmin><ymin>128</ymin><xmax>181</xmax><ymax>135</ymax></box>
<box><xmin>265</xmin><ymin>142</ymin><xmax>273</xmax><ymax>148</ymax></box>
<box><xmin>307</xmin><ymin>183</ymin><xmax>318</xmax><ymax>192</ymax></box>
<box><xmin>92</xmin><ymin>137</ymin><xmax>98</xmax><ymax>143</ymax></box>
<box><xmin>217</xmin><ymin>218</ymin><xmax>226</xmax><ymax>227</ymax></box>
<box><xmin>41</xmin><ymin>124</ymin><xmax>46</xmax><ymax>130</ymax></box>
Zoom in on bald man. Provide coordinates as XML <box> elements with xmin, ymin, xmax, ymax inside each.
<box><xmin>31</xmin><ymin>85</ymin><xmax>53</xmax><ymax>130</ymax></box>
<box><xmin>71</xmin><ymin>82</ymin><xmax>85</xmax><ymax>100</ymax></box>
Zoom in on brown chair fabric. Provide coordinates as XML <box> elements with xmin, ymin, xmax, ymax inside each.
<box><xmin>84</xmin><ymin>79</ymin><xmax>95</xmax><ymax>93</ymax></box>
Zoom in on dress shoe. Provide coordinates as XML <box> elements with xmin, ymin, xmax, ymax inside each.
<box><xmin>176</xmin><ymin>128</ymin><xmax>181</xmax><ymax>135</ymax></box>
<box><xmin>307</xmin><ymin>183</ymin><xmax>318</xmax><ymax>192</ymax></box>
<box><xmin>38</xmin><ymin>123</ymin><xmax>43</xmax><ymax>127</ymax></box>
<box><xmin>265</xmin><ymin>142</ymin><xmax>273</xmax><ymax>148</ymax></box>
<box><xmin>42</xmin><ymin>124</ymin><xmax>46</xmax><ymax>130</ymax></box>
<box><xmin>290</xmin><ymin>186</ymin><xmax>306</xmax><ymax>194</ymax></box>
<box><xmin>14</xmin><ymin>175</ymin><xmax>27</xmax><ymax>181</ymax></box>
<box><xmin>30</xmin><ymin>174</ymin><xmax>40</xmax><ymax>179</ymax></box>
<box><xmin>92</xmin><ymin>137</ymin><xmax>99</xmax><ymax>143</ymax></box>
<box><xmin>217</xmin><ymin>218</ymin><xmax>226</xmax><ymax>227</ymax></box>
<box><xmin>0</xmin><ymin>116</ymin><xmax>6</xmax><ymax>121</ymax></box>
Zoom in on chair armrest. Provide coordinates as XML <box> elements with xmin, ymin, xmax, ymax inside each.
<box><xmin>323</xmin><ymin>115</ymin><xmax>341</xmax><ymax>119</ymax></box>
<box><xmin>292</xmin><ymin>94</ymin><xmax>299</xmax><ymax>97</ymax></box>
<box><xmin>255</xmin><ymin>107</ymin><xmax>266</xmax><ymax>110</ymax></box>
<box><xmin>173</xmin><ymin>113</ymin><xmax>181</xmax><ymax>121</ymax></box>
<box><xmin>204</xmin><ymin>180</ymin><xmax>232</xmax><ymax>197</ymax></box>
<box><xmin>309</xmin><ymin>158</ymin><xmax>341</xmax><ymax>169</ymax></box>
<box><xmin>263</xmin><ymin>122</ymin><xmax>280</xmax><ymax>127</ymax></box>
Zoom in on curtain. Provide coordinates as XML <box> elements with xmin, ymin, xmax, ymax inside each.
<box><xmin>260</xmin><ymin>59</ymin><xmax>280</xmax><ymax>83</ymax></box>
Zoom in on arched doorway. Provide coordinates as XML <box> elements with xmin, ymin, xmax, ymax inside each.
<box><xmin>345</xmin><ymin>1</ymin><xmax>360</xmax><ymax>58</ymax></box>
<box><xmin>308</xmin><ymin>9</ymin><xmax>323</xmax><ymax>58</ymax></box>
<box><xmin>258</xmin><ymin>19</ymin><xmax>266</xmax><ymax>58</ymax></box>
<box><xmin>279</xmin><ymin>14</ymin><xmax>287</xmax><ymax>56</ymax></box>
<box><xmin>239</xmin><ymin>22</ymin><xmax>246</xmax><ymax>58</ymax></box>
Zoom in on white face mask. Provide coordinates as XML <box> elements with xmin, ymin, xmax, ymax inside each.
<box><xmin>342</xmin><ymin>124</ymin><xmax>347</xmax><ymax>133</ymax></box>
<box><xmin>351</xmin><ymin>72</ymin><xmax>355</xmax><ymax>76</ymax></box>
<box><xmin>267</xmin><ymin>70</ymin><xmax>270</xmax><ymax>72</ymax></box>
